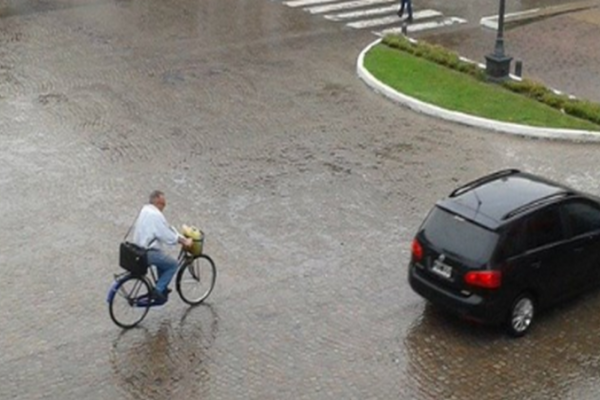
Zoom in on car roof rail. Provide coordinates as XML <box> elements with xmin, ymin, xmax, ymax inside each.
<box><xmin>449</xmin><ymin>169</ymin><xmax>521</xmax><ymax>198</ymax></box>
<box><xmin>501</xmin><ymin>191</ymin><xmax>574</xmax><ymax>220</ymax></box>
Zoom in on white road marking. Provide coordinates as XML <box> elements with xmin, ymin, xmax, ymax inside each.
<box><xmin>284</xmin><ymin>0</ymin><xmax>343</xmax><ymax>8</ymax></box>
<box><xmin>325</xmin><ymin>5</ymin><xmax>398</xmax><ymax>21</ymax></box>
<box><xmin>480</xmin><ymin>2</ymin><xmax>599</xmax><ymax>30</ymax></box>
<box><xmin>377</xmin><ymin>17</ymin><xmax>467</xmax><ymax>35</ymax></box>
<box><xmin>305</xmin><ymin>0</ymin><xmax>395</xmax><ymax>14</ymax></box>
<box><xmin>280</xmin><ymin>0</ymin><xmax>468</xmax><ymax>36</ymax></box>
<box><xmin>346</xmin><ymin>9</ymin><xmax>442</xmax><ymax>29</ymax></box>
<box><xmin>480</xmin><ymin>9</ymin><xmax>539</xmax><ymax>30</ymax></box>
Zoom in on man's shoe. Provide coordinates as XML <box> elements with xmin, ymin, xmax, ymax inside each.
<box><xmin>397</xmin><ymin>8</ymin><xmax>404</xmax><ymax>17</ymax></box>
<box><xmin>406</xmin><ymin>15</ymin><xmax>413</xmax><ymax>22</ymax></box>
<box><xmin>135</xmin><ymin>294</ymin><xmax>152</xmax><ymax>307</ymax></box>
<box><xmin>150</xmin><ymin>289</ymin><xmax>169</xmax><ymax>305</ymax></box>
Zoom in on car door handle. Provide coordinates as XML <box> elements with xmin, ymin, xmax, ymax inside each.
<box><xmin>531</xmin><ymin>261</ymin><xmax>542</xmax><ymax>269</ymax></box>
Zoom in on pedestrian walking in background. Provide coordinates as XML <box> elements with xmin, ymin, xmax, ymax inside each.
<box><xmin>397</xmin><ymin>0</ymin><xmax>413</xmax><ymax>22</ymax></box>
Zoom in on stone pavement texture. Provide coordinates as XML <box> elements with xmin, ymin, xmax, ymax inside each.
<box><xmin>422</xmin><ymin>5</ymin><xmax>600</xmax><ymax>104</ymax></box>
<box><xmin>5</xmin><ymin>1</ymin><xmax>600</xmax><ymax>399</ymax></box>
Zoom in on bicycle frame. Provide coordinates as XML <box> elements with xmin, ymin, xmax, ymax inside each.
<box><xmin>107</xmin><ymin>248</ymin><xmax>216</xmax><ymax>329</ymax></box>
<box><xmin>145</xmin><ymin>250</ymin><xmax>196</xmax><ymax>289</ymax></box>
<box><xmin>106</xmin><ymin>249</ymin><xmax>204</xmax><ymax>307</ymax></box>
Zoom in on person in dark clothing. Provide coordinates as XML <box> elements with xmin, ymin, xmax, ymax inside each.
<box><xmin>397</xmin><ymin>0</ymin><xmax>413</xmax><ymax>22</ymax></box>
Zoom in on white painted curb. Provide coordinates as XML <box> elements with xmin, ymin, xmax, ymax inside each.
<box><xmin>356</xmin><ymin>38</ymin><xmax>600</xmax><ymax>142</ymax></box>
<box><xmin>480</xmin><ymin>1</ymin><xmax>600</xmax><ymax>30</ymax></box>
<box><xmin>480</xmin><ymin>9</ymin><xmax>540</xmax><ymax>30</ymax></box>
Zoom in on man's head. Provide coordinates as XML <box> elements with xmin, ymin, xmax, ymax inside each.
<box><xmin>149</xmin><ymin>190</ymin><xmax>166</xmax><ymax>211</ymax></box>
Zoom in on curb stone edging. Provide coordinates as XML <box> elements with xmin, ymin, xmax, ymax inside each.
<box><xmin>480</xmin><ymin>0</ymin><xmax>600</xmax><ymax>30</ymax></box>
<box><xmin>357</xmin><ymin>38</ymin><xmax>600</xmax><ymax>143</ymax></box>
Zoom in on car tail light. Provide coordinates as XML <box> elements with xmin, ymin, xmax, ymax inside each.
<box><xmin>411</xmin><ymin>239</ymin><xmax>423</xmax><ymax>262</ymax></box>
<box><xmin>464</xmin><ymin>270</ymin><xmax>502</xmax><ymax>289</ymax></box>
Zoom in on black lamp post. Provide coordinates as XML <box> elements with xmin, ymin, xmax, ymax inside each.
<box><xmin>485</xmin><ymin>0</ymin><xmax>512</xmax><ymax>81</ymax></box>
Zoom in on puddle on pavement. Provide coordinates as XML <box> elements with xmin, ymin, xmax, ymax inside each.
<box><xmin>109</xmin><ymin>304</ymin><xmax>219</xmax><ymax>398</ymax></box>
<box><xmin>403</xmin><ymin>295</ymin><xmax>600</xmax><ymax>399</ymax></box>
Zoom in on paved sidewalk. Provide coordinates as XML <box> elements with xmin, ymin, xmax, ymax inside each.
<box><xmin>422</xmin><ymin>5</ymin><xmax>600</xmax><ymax>104</ymax></box>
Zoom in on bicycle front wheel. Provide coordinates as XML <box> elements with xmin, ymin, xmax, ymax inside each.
<box><xmin>108</xmin><ymin>274</ymin><xmax>151</xmax><ymax>329</ymax></box>
<box><xmin>176</xmin><ymin>254</ymin><xmax>216</xmax><ymax>305</ymax></box>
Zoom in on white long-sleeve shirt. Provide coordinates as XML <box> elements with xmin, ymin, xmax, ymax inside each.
<box><xmin>132</xmin><ymin>204</ymin><xmax>181</xmax><ymax>250</ymax></box>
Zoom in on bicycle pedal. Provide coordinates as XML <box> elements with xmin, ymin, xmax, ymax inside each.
<box><xmin>150</xmin><ymin>298</ymin><xmax>168</xmax><ymax>307</ymax></box>
<box><xmin>135</xmin><ymin>299</ymin><xmax>151</xmax><ymax>307</ymax></box>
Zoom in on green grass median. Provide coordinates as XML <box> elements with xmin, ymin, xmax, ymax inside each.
<box><xmin>363</xmin><ymin>43</ymin><xmax>600</xmax><ymax>131</ymax></box>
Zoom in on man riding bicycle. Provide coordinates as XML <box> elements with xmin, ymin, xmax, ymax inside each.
<box><xmin>132</xmin><ymin>190</ymin><xmax>193</xmax><ymax>305</ymax></box>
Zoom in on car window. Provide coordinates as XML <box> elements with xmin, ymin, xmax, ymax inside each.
<box><xmin>522</xmin><ymin>207</ymin><xmax>564</xmax><ymax>251</ymax></box>
<box><xmin>500</xmin><ymin>221</ymin><xmax>526</xmax><ymax>259</ymax></box>
<box><xmin>562</xmin><ymin>200</ymin><xmax>600</xmax><ymax>237</ymax></box>
<box><xmin>421</xmin><ymin>207</ymin><xmax>498</xmax><ymax>263</ymax></box>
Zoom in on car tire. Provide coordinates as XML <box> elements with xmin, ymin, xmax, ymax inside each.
<box><xmin>507</xmin><ymin>293</ymin><xmax>536</xmax><ymax>337</ymax></box>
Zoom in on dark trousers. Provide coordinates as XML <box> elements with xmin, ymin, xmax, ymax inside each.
<box><xmin>400</xmin><ymin>0</ymin><xmax>413</xmax><ymax>17</ymax></box>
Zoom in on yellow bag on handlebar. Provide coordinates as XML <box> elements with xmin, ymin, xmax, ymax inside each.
<box><xmin>181</xmin><ymin>224</ymin><xmax>204</xmax><ymax>256</ymax></box>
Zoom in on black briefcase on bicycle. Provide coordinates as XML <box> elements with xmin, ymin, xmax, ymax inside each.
<box><xmin>119</xmin><ymin>241</ymin><xmax>149</xmax><ymax>276</ymax></box>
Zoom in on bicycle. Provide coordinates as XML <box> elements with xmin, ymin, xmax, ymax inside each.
<box><xmin>107</xmin><ymin>229</ymin><xmax>216</xmax><ymax>329</ymax></box>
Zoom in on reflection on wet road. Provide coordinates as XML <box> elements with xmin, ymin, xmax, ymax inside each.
<box><xmin>110</xmin><ymin>305</ymin><xmax>218</xmax><ymax>397</ymax></box>
<box><xmin>2</xmin><ymin>0</ymin><xmax>600</xmax><ymax>398</ymax></box>
<box><xmin>404</xmin><ymin>297</ymin><xmax>600</xmax><ymax>399</ymax></box>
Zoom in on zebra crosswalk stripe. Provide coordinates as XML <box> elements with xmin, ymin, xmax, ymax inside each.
<box><xmin>377</xmin><ymin>17</ymin><xmax>467</xmax><ymax>35</ymax></box>
<box><xmin>284</xmin><ymin>0</ymin><xmax>341</xmax><ymax>8</ymax></box>
<box><xmin>280</xmin><ymin>0</ymin><xmax>468</xmax><ymax>36</ymax></box>
<box><xmin>325</xmin><ymin>5</ymin><xmax>398</xmax><ymax>21</ymax></box>
<box><xmin>347</xmin><ymin>9</ymin><xmax>442</xmax><ymax>29</ymax></box>
<box><xmin>305</xmin><ymin>0</ymin><xmax>396</xmax><ymax>14</ymax></box>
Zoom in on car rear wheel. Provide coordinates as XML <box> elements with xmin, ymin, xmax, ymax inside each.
<box><xmin>507</xmin><ymin>293</ymin><xmax>535</xmax><ymax>337</ymax></box>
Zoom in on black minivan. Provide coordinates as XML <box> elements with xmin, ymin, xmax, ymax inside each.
<box><xmin>408</xmin><ymin>169</ymin><xmax>600</xmax><ymax>336</ymax></box>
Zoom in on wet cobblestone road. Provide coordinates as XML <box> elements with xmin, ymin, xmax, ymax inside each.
<box><xmin>3</xmin><ymin>0</ymin><xmax>600</xmax><ymax>399</ymax></box>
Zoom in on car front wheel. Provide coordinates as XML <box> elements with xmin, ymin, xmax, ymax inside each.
<box><xmin>507</xmin><ymin>293</ymin><xmax>535</xmax><ymax>337</ymax></box>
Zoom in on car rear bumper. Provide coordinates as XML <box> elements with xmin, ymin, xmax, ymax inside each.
<box><xmin>408</xmin><ymin>264</ymin><xmax>507</xmax><ymax>325</ymax></box>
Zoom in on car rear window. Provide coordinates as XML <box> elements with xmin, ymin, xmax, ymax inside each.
<box><xmin>421</xmin><ymin>206</ymin><xmax>499</xmax><ymax>263</ymax></box>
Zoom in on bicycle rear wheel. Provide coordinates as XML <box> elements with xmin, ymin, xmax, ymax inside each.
<box><xmin>108</xmin><ymin>274</ymin><xmax>151</xmax><ymax>329</ymax></box>
<box><xmin>176</xmin><ymin>254</ymin><xmax>216</xmax><ymax>305</ymax></box>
